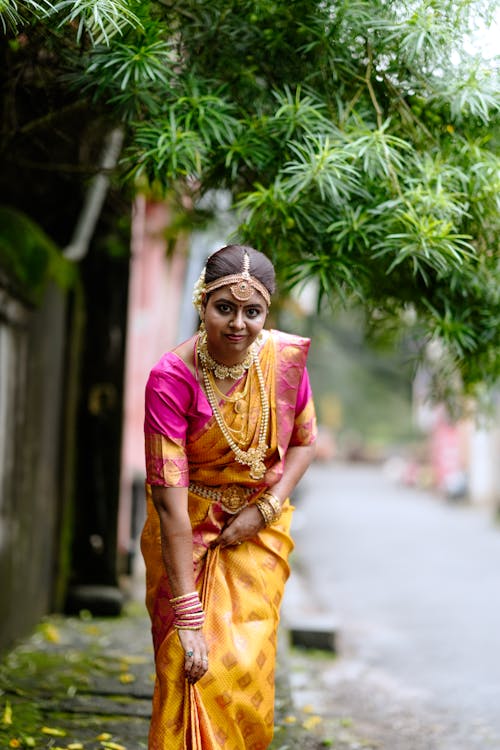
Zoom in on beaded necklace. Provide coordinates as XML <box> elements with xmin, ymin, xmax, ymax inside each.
<box><xmin>197</xmin><ymin>330</ymin><xmax>254</xmax><ymax>380</ymax></box>
<box><xmin>198</xmin><ymin>338</ymin><xmax>269</xmax><ymax>480</ymax></box>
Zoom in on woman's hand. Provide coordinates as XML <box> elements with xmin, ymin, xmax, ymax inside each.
<box><xmin>212</xmin><ymin>505</ymin><xmax>265</xmax><ymax>548</ymax></box>
<box><xmin>178</xmin><ymin>628</ymin><xmax>209</xmax><ymax>684</ymax></box>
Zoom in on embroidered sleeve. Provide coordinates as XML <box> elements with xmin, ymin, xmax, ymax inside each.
<box><xmin>144</xmin><ymin>433</ymin><xmax>189</xmax><ymax>487</ymax></box>
<box><xmin>144</xmin><ymin>362</ymin><xmax>190</xmax><ymax>487</ymax></box>
<box><xmin>290</xmin><ymin>368</ymin><xmax>317</xmax><ymax>447</ymax></box>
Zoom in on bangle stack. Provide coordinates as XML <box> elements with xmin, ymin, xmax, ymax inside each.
<box><xmin>169</xmin><ymin>591</ymin><xmax>205</xmax><ymax>631</ymax></box>
<box><xmin>255</xmin><ymin>492</ymin><xmax>282</xmax><ymax>526</ymax></box>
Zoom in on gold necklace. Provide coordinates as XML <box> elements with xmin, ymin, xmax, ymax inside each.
<box><xmin>201</xmin><ymin>350</ymin><xmax>269</xmax><ymax>480</ymax></box>
<box><xmin>197</xmin><ymin>330</ymin><xmax>254</xmax><ymax>380</ymax></box>
<box><xmin>206</xmin><ymin>371</ymin><xmax>247</xmax><ymax>439</ymax></box>
<box><xmin>207</xmin><ymin>369</ymin><xmax>251</xmax><ymax>415</ymax></box>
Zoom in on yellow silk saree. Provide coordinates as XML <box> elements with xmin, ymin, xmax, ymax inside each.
<box><xmin>141</xmin><ymin>330</ymin><xmax>316</xmax><ymax>750</ymax></box>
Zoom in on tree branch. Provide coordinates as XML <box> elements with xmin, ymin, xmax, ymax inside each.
<box><xmin>4</xmin><ymin>100</ymin><xmax>88</xmax><ymax>140</ymax></box>
<box><xmin>365</xmin><ymin>43</ymin><xmax>383</xmax><ymax>130</ymax></box>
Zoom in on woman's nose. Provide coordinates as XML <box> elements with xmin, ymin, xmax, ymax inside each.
<box><xmin>229</xmin><ymin>310</ymin><xmax>245</xmax><ymax>329</ymax></box>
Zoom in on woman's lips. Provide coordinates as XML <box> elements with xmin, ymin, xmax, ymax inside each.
<box><xmin>225</xmin><ymin>334</ymin><xmax>246</xmax><ymax>342</ymax></box>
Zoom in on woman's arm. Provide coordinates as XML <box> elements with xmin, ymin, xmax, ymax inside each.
<box><xmin>151</xmin><ymin>485</ymin><xmax>209</xmax><ymax>683</ymax></box>
<box><xmin>214</xmin><ymin>443</ymin><xmax>316</xmax><ymax>547</ymax></box>
<box><xmin>265</xmin><ymin>443</ymin><xmax>317</xmax><ymax>504</ymax></box>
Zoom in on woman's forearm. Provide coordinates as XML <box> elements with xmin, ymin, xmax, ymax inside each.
<box><xmin>269</xmin><ymin>443</ymin><xmax>316</xmax><ymax>505</ymax></box>
<box><xmin>151</xmin><ymin>486</ymin><xmax>195</xmax><ymax>597</ymax></box>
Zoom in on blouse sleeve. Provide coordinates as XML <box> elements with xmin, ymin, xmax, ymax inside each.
<box><xmin>144</xmin><ymin>361</ymin><xmax>191</xmax><ymax>487</ymax></box>
<box><xmin>289</xmin><ymin>366</ymin><xmax>317</xmax><ymax>447</ymax></box>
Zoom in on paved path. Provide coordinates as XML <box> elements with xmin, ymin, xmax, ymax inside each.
<box><xmin>284</xmin><ymin>461</ymin><xmax>500</xmax><ymax>750</ymax></box>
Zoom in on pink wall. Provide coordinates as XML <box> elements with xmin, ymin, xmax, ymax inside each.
<box><xmin>118</xmin><ymin>195</ymin><xmax>188</xmax><ymax>560</ymax></box>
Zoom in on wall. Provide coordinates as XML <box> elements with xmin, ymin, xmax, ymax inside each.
<box><xmin>0</xmin><ymin>283</ymin><xmax>66</xmax><ymax>651</ymax></box>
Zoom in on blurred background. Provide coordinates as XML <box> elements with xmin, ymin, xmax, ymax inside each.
<box><xmin>0</xmin><ymin>8</ymin><xmax>499</xmax><ymax>738</ymax></box>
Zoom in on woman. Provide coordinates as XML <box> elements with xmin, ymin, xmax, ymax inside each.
<box><xmin>141</xmin><ymin>244</ymin><xmax>317</xmax><ymax>750</ymax></box>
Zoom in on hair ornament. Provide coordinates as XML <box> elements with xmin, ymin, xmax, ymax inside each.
<box><xmin>203</xmin><ymin>252</ymin><xmax>271</xmax><ymax>306</ymax></box>
<box><xmin>192</xmin><ymin>267</ymin><xmax>207</xmax><ymax>313</ymax></box>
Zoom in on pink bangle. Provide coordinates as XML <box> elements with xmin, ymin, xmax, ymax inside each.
<box><xmin>169</xmin><ymin>591</ymin><xmax>205</xmax><ymax>631</ymax></box>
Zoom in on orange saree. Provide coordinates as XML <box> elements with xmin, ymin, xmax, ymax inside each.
<box><xmin>141</xmin><ymin>330</ymin><xmax>316</xmax><ymax>750</ymax></box>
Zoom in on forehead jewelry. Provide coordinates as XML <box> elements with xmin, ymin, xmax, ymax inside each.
<box><xmin>192</xmin><ymin>252</ymin><xmax>271</xmax><ymax>313</ymax></box>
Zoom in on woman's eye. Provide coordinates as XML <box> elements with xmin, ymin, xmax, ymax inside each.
<box><xmin>247</xmin><ymin>308</ymin><xmax>260</xmax><ymax>318</ymax></box>
<box><xmin>217</xmin><ymin>304</ymin><xmax>231</xmax><ymax>313</ymax></box>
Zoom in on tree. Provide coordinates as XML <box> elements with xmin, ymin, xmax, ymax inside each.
<box><xmin>1</xmin><ymin>0</ymin><xmax>499</xmax><ymax>400</ymax></box>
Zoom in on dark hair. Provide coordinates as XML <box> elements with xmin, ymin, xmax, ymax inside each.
<box><xmin>205</xmin><ymin>245</ymin><xmax>276</xmax><ymax>295</ymax></box>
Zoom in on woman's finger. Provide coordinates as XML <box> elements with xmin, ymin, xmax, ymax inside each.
<box><xmin>184</xmin><ymin>648</ymin><xmax>209</xmax><ymax>683</ymax></box>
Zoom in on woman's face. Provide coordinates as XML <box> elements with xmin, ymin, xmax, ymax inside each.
<box><xmin>201</xmin><ymin>286</ymin><xmax>268</xmax><ymax>364</ymax></box>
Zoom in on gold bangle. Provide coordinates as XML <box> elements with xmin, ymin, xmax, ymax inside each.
<box><xmin>262</xmin><ymin>492</ymin><xmax>282</xmax><ymax>520</ymax></box>
<box><xmin>255</xmin><ymin>496</ymin><xmax>281</xmax><ymax>526</ymax></box>
<box><xmin>255</xmin><ymin>499</ymin><xmax>273</xmax><ymax>526</ymax></box>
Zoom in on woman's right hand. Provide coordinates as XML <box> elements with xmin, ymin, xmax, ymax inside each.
<box><xmin>178</xmin><ymin>628</ymin><xmax>209</xmax><ymax>684</ymax></box>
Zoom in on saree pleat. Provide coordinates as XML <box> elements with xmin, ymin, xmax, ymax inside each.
<box><xmin>141</xmin><ymin>331</ymin><xmax>316</xmax><ymax>749</ymax></box>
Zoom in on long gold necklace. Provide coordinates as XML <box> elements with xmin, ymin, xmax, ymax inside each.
<box><xmin>200</xmin><ymin>345</ymin><xmax>269</xmax><ymax>480</ymax></box>
<box><xmin>207</xmin><ymin>368</ymin><xmax>251</xmax><ymax>415</ymax></box>
<box><xmin>198</xmin><ymin>329</ymin><xmax>254</xmax><ymax>380</ymax></box>
<box><xmin>205</xmin><ymin>370</ymin><xmax>249</xmax><ymax>439</ymax></box>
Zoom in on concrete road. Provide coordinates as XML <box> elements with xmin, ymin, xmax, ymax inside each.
<box><xmin>284</xmin><ymin>461</ymin><xmax>500</xmax><ymax>750</ymax></box>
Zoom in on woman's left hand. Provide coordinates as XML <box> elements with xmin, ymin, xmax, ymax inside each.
<box><xmin>212</xmin><ymin>505</ymin><xmax>266</xmax><ymax>548</ymax></box>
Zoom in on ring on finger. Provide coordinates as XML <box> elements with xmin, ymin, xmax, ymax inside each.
<box><xmin>186</xmin><ymin>650</ymin><xmax>194</xmax><ymax>658</ymax></box>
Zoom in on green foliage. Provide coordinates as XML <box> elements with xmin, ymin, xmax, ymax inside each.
<box><xmin>1</xmin><ymin>0</ymin><xmax>499</xmax><ymax>395</ymax></box>
<box><xmin>0</xmin><ymin>207</ymin><xmax>76</xmax><ymax>305</ymax></box>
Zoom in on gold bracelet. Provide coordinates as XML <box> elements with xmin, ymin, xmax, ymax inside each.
<box><xmin>255</xmin><ymin>494</ymin><xmax>282</xmax><ymax>526</ymax></box>
<box><xmin>255</xmin><ymin>499</ymin><xmax>274</xmax><ymax>526</ymax></box>
<box><xmin>262</xmin><ymin>492</ymin><xmax>282</xmax><ymax>520</ymax></box>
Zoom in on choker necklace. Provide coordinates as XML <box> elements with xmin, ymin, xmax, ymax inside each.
<box><xmin>199</xmin><ymin>343</ymin><xmax>269</xmax><ymax>480</ymax></box>
<box><xmin>197</xmin><ymin>329</ymin><xmax>254</xmax><ymax>380</ymax></box>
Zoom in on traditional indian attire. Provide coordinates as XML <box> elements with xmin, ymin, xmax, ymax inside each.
<box><xmin>141</xmin><ymin>329</ymin><xmax>317</xmax><ymax>750</ymax></box>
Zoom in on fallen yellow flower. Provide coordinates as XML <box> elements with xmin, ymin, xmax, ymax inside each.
<box><xmin>302</xmin><ymin>715</ymin><xmax>323</xmax><ymax>730</ymax></box>
<box><xmin>9</xmin><ymin>739</ymin><xmax>20</xmax><ymax>748</ymax></box>
<box><xmin>119</xmin><ymin>673</ymin><xmax>135</xmax><ymax>684</ymax></box>
<box><xmin>119</xmin><ymin>655</ymin><xmax>148</xmax><ymax>665</ymax></box>
<box><xmin>97</xmin><ymin>734</ymin><xmax>112</xmax><ymax>741</ymax></box>
<box><xmin>101</xmin><ymin>742</ymin><xmax>127</xmax><ymax>750</ymax></box>
<box><xmin>84</xmin><ymin>625</ymin><xmax>102</xmax><ymax>636</ymax></box>
<box><xmin>68</xmin><ymin>743</ymin><xmax>85</xmax><ymax>749</ymax></box>
<box><xmin>283</xmin><ymin>715</ymin><xmax>297</xmax><ymax>724</ymax></box>
<box><xmin>41</xmin><ymin>623</ymin><xmax>61</xmax><ymax>643</ymax></box>
<box><xmin>42</xmin><ymin>726</ymin><xmax>67</xmax><ymax>737</ymax></box>
<box><xmin>302</xmin><ymin>704</ymin><xmax>316</xmax><ymax>714</ymax></box>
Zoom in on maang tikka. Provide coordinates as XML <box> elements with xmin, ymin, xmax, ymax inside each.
<box><xmin>192</xmin><ymin>252</ymin><xmax>271</xmax><ymax>314</ymax></box>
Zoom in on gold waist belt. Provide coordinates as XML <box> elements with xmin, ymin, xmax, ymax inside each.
<box><xmin>188</xmin><ymin>482</ymin><xmax>257</xmax><ymax>514</ymax></box>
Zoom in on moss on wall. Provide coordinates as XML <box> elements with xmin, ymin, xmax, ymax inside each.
<box><xmin>0</xmin><ymin>206</ymin><xmax>76</xmax><ymax>305</ymax></box>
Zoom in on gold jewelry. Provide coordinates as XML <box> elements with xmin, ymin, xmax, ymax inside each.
<box><xmin>188</xmin><ymin>482</ymin><xmax>255</xmax><ymax>513</ymax></box>
<box><xmin>208</xmin><ymin>370</ymin><xmax>250</xmax><ymax>403</ymax></box>
<box><xmin>192</xmin><ymin>252</ymin><xmax>271</xmax><ymax>313</ymax></box>
<box><xmin>206</xmin><ymin>369</ymin><xmax>250</xmax><ymax>424</ymax></box>
<box><xmin>198</xmin><ymin>328</ymin><xmax>254</xmax><ymax>380</ymax></box>
<box><xmin>205</xmin><ymin>372</ymin><xmax>246</xmax><ymax>439</ymax></box>
<box><xmin>262</xmin><ymin>492</ymin><xmax>282</xmax><ymax>519</ymax></box>
<box><xmin>255</xmin><ymin>493</ymin><xmax>282</xmax><ymax>526</ymax></box>
<box><xmin>204</xmin><ymin>253</ymin><xmax>271</xmax><ymax>305</ymax></box>
<box><xmin>255</xmin><ymin>499</ymin><xmax>274</xmax><ymax>526</ymax></box>
<box><xmin>201</xmin><ymin>346</ymin><xmax>269</xmax><ymax>481</ymax></box>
